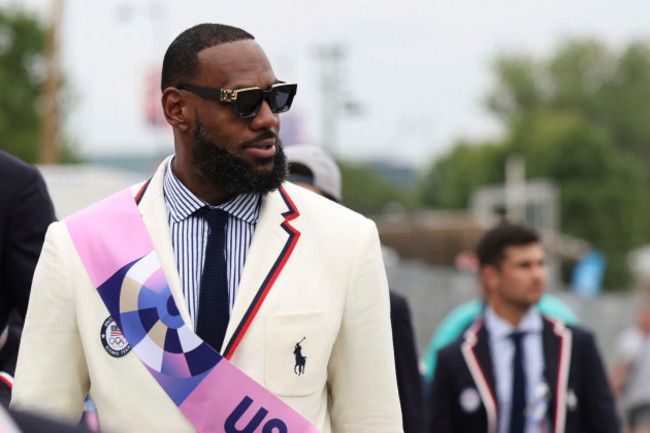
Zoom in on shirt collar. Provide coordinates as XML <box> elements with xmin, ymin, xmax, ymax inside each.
<box><xmin>163</xmin><ymin>157</ymin><xmax>261</xmax><ymax>225</ymax></box>
<box><xmin>484</xmin><ymin>304</ymin><xmax>543</xmax><ymax>341</ymax></box>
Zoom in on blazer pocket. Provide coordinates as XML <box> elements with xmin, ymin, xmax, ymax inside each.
<box><xmin>265</xmin><ymin>312</ymin><xmax>330</xmax><ymax>397</ymax></box>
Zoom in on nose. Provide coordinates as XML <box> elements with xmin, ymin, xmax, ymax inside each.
<box><xmin>250</xmin><ymin>99</ymin><xmax>279</xmax><ymax>131</ymax></box>
<box><xmin>533</xmin><ymin>263</ymin><xmax>547</xmax><ymax>281</ymax></box>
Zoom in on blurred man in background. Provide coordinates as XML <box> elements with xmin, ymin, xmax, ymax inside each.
<box><xmin>287</xmin><ymin>143</ymin><xmax>425</xmax><ymax>433</ymax></box>
<box><xmin>429</xmin><ymin>222</ymin><xmax>619</xmax><ymax>433</ymax></box>
<box><xmin>611</xmin><ymin>303</ymin><xmax>650</xmax><ymax>433</ymax></box>
<box><xmin>0</xmin><ymin>152</ymin><xmax>91</xmax><ymax>432</ymax></box>
<box><xmin>0</xmin><ymin>151</ymin><xmax>55</xmax><ymax>406</ymax></box>
<box><xmin>422</xmin><ymin>276</ymin><xmax>578</xmax><ymax>385</ymax></box>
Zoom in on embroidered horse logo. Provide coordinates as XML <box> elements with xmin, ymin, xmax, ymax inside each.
<box><xmin>294</xmin><ymin>337</ymin><xmax>307</xmax><ymax>375</ymax></box>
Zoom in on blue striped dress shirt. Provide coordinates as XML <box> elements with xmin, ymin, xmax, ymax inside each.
<box><xmin>162</xmin><ymin>158</ymin><xmax>261</xmax><ymax>326</ymax></box>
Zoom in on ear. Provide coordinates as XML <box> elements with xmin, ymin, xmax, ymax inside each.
<box><xmin>162</xmin><ymin>88</ymin><xmax>192</xmax><ymax>132</ymax></box>
<box><xmin>480</xmin><ymin>265</ymin><xmax>500</xmax><ymax>294</ymax></box>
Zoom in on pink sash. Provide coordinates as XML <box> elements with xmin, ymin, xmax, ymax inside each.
<box><xmin>65</xmin><ymin>188</ymin><xmax>318</xmax><ymax>433</ymax></box>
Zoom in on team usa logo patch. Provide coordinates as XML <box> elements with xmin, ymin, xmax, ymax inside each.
<box><xmin>101</xmin><ymin>316</ymin><xmax>132</xmax><ymax>357</ymax></box>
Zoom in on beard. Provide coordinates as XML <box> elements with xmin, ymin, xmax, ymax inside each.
<box><xmin>191</xmin><ymin>118</ymin><xmax>288</xmax><ymax>195</ymax></box>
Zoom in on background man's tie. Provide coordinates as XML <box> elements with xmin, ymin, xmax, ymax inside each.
<box><xmin>510</xmin><ymin>331</ymin><xmax>526</xmax><ymax>433</ymax></box>
<box><xmin>195</xmin><ymin>207</ymin><xmax>229</xmax><ymax>353</ymax></box>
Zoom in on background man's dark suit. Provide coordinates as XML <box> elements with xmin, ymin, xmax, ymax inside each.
<box><xmin>429</xmin><ymin>316</ymin><xmax>620</xmax><ymax>433</ymax></box>
<box><xmin>0</xmin><ymin>151</ymin><xmax>55</xmax><ymax>405</ymax></box>
<box><xmin>390</xmin><ymin>290</ymin><xmax>426</xmax><ymax>433</ymax></box>
<box><xmin>6</xmin><ymin>407</ymin><xmax>92</xmax><ymax>432</ymax></box>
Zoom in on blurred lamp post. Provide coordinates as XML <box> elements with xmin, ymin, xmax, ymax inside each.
<box><xmin>505</xmin><ymin>154</ymin><xmax>526</xmax><ymax>223</ymax></box>
<box><xmin>314</xmin><ymin>43</ymin><xmax>363</xmax><ymax>157</ymax></box>
<box><xmin>39</xmin><ymin>0</ymin><xmax>64</xmax><ymax>164</ymax></box>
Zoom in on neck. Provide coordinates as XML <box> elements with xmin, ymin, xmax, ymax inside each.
<box><xmin>172</xmin><ymin>156</ymin><xmax>235</xmax><ymax>205</ymax></box>
<box><xmin>491</xmin><ymin>302</ymin><xmax>529</xmax><ymax>327</ymax></box>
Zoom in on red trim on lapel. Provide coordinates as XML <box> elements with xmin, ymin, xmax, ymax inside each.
<box><xmin>547</xmin><ymin>317</ymin><xmax>572</xmax><ymax>433</ymax></box>
<box><xmin>223</xmin><ymin>186</ymin><xmax>301</xmax><ymax>360</ymax></box>
<box><xmin>461</xmin><ymin>320</ymin><xmax>498</xmax><ymax>433</ymax></box>
<box><xmin>134</xmin><ymin>178</ymin><xmax>151</xmax><ymax>204</ymax></box>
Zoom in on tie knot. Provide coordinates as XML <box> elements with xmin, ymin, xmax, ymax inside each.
<box><xmin>510</xmin><ymin>331</ymin><xmax>526</xmax><ymax>345</ymax></box>
<box><xmin>196</xmin><ymin>206</ymin><xmax>228</xmax><ymax>230</ymax></box>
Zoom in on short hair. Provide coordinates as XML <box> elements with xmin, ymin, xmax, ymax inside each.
<box><xmin>161</xmin><ymin>23</ymin><xmax>254</xmax><ymax>92</ymax></box>
<box><xmin>476</xmin><ymin>222</ymin><xmax>540</xmax><ymax>268</ymax></box>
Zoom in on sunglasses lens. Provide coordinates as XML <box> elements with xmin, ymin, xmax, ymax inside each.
<box><xmin>236</xmin><ymin>89</ymin><xmax>264</xmax><ymax>118</ymax></box>
<box><xmin>269</xmin><ymin>85</ymin><xmax>296</xmax><ymax>113</ymax></box>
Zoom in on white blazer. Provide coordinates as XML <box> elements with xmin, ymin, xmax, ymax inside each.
<box><xmin>11</xmin><ymin>157</ymin><xmax>403</xmax><ymax>433</ymax></box>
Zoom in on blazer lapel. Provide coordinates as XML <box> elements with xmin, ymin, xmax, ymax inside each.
<box><xmin>137</xmin><ymin>158</ymin><xmax>193</xmax><ymax>331</ymax></box>
<box><xmin>222</xmin><ymin>186</ymin><xmax>301</xmax><ymax>359</ymax></box>
<box><xmin>542</xmin><ymin>318</ymin><xmax>560</xmax><ymax>421</ymax></box>
<box><xmin>475</xmin><ymin>326</ymin><xmax>497</xmax><ymax>395</ymax></box>
<box><xmin>542</xmin><ymin>316</ymin><xmax>573</xmax><ymax>433</ymax></box>
<box><xmin>461</xmin><ymin>321</ymin><xmax>499</xmax><ymax>433</ymax></box>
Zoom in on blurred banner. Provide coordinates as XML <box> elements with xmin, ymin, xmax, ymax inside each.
<box><xmin>143</xmin><ymin>65</ymin><xmax>167</xmax><ymax>129</ymax></box>
<box><xmin>571</xmin><ymin>250</ymin><xmax>606</xmax><ymax>297</ymax></box>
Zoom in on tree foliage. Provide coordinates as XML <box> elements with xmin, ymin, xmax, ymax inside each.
<box><xmin>488</xmin><ymin>38</ymin><xmax>650</xmax><ymax>174</ymax></box>
<box><xmin>0</xmin><ymin>6</ymin><xmax>75</xmax><ymax>163</ymax></box>
<box><xmin>339</xmin><ymin>160</ymin><xmax>417</xmax><ymax>216</ymax></box>
<box><xmin>422</xmin><ymin>38</ymin><xmax>650</xmax><ymax>289</ymax></box>
<box><xmin>0</xmin><ymin>7</ymin><xmax>46</xmax><ymax>163</ymax></box>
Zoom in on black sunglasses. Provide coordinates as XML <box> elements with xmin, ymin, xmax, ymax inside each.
<box><xmin>177</xmin><ymin>82</ymin><xmax>297</xmax><ymax>119</ymax></box>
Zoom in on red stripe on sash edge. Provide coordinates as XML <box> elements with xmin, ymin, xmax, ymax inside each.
<box><xmin>223</xmin><ymin>186</ymin><xmax>301</xmax><ymax>360</ymax></box>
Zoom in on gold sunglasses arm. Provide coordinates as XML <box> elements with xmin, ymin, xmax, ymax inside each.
<box><xmin>221</xmin><ymin>87</ymin><xmax>260</xmax><ymax>102</ymax></box>
<box><xmin>220</xmin><ymin>89</ymin><xmax>236</xmax><ymax>102</ymax></box>
<box><xmin>220</xmin><ymin>83</ymin><xmax>297</xmax><ymax>102</ymax></box>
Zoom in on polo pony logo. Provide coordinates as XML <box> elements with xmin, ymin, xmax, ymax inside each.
<box><xmin>294</xmin><ymin>337</ymin><xmax>307</xmax><ymax>375</ymax></box>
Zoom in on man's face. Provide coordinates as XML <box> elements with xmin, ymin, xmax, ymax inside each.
<box><xmin>486</xmin><ymin>243</ymin><xmax>547</xmax><ymax>313</ymax></box>
<box><xmin>182</xmin><ymin>40</ymin><xmax>287</xmax><ymax>192</ymax></box>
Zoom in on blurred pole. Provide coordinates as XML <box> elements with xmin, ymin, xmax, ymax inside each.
<box><xmin>40</xmin><ymin>0</ymin><xmax>64</xmax><ymax>164</ymax></box>
<box><xmin>315</xmin><ymin>44</ymin><xmax>344</xmax><ymax>156</ymax></box>
<box><xmin>505</xmin><ymin>154</ymin><xmax>525</xmax><ymax>223</ymax></box>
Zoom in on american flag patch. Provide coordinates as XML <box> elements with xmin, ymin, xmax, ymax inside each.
<box><xmin>110</xmin><ymin>325</ymin><xmax>123</xmax><ymax>337</ymax></box>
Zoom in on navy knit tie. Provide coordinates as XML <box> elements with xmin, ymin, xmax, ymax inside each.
<box><xmin>510</xmin><ymin>331</ymin><xmax>526</xmax><ymax>433</ymax></box>
<box><xmin>195</xmin><ymin>206</ymin><xmax>229</xmax><ymax>353</ymax></box>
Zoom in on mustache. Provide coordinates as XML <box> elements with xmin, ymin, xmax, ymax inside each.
<box><xmin>241</xmin><ymin>130</ymin><xmax>279</xmax><ymax>147</ymax></box>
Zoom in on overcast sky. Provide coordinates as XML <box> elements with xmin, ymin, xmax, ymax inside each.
<box><xmin>6</xmin><ymin>0</ymin><xmax>650</xmax><ymax>167</ymax></box>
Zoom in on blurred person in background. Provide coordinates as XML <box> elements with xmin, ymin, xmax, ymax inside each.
<box><xmin>11</xmin><ymin>23</ymin><xmax>401</xmax><ymax>432</ymax></box>
<box><xmin>286</xmin><ymin>143</ymin><xmax>426</xmax><ymax>433</ymax></box>
<box><xmin>429</xmin><ymin>222</ymin><xmax>619</xmax><ymax>433</ymax></box>
<box><xmin>422</xmin><ymin>278</ymin><xmax>578</xmax><ymax>385</ymax></box>
<box><xmin>0</xmin><ymin>152</ymin><xmax>87</xmax><ymax>432</ymax></box>
<box><xmin>0</xmin><ymin>151</ymin><xmax>55</xmax><ymax>406</ymax></box>
<box><xmin>611</xmin><ymin>303</ymin><xmax>650</xmax><ymax>433</ymax></box>
<box><xmin>1</xmin><ymin>405</ymin><xmax>91</xmax><ymax>433</ymax></box>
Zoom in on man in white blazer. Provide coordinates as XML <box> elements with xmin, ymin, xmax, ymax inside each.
<box><xmin>11</xmin><ymin>24</ymin><xmax>402</xmax><ymax>433</ymax></box>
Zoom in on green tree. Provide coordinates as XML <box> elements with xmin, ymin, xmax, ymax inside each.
<box><xmin>421</xmin><ymin>38</ymin><xmax>650</xmax><ymax>289</ymax></box>
<box><xmin>419</xmin><ymin>140</ymin><xmax>507</xmax><ymax>209</ymax></box>
<box><xmin>422</xmin><ymin>110</ymin><xmax>648</xmax><ymax>288</ymax></box>
<box><xmin>339</xmin><ymin>161</ymin><xmax>417</xmax><ymax>216</ymax></box>
<box><xmin>0</xmin><ymin>6</ymin><xmax>75</xmax><ymax>163</ymax></box>
<box><xmin>0</xmin><ymin>7</ymin><xmax>46</xmax><ymax>162</ymax></box>
<box><xmin>487</xmin><ymin>38</ymin><xmax>650</xmax><ymax>175</ymax></box>
<box><xmin>506</xmin><ymin>111</ymin><xmax>648</xmax><ymax>287</ymax></box>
